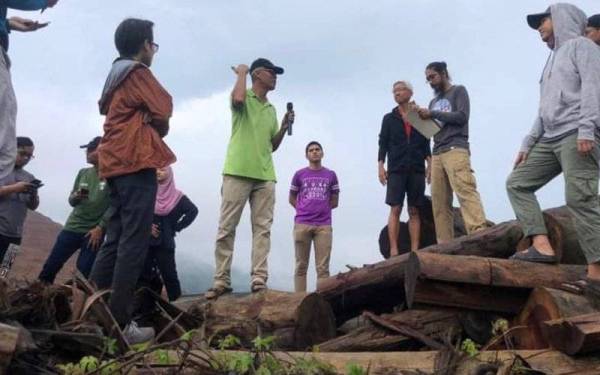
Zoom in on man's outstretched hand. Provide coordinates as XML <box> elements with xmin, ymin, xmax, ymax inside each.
<box><xmin>9</xmin><ymin>17</ymin><xmax>49</xmax><ymax>32</ymax></box>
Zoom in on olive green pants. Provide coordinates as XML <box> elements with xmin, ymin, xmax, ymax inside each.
<box><xmin>506</xmin><ymin>133</ymin><xmax>600</xmax><ymax>264</ymax></box>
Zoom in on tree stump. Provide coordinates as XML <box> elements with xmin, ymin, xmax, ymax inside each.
<box><xmin>512</xmin><ymin>287</ymin><xmax>597</xmax><ymax>349</ymax></box>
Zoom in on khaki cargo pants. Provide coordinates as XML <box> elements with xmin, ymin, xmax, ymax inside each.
<box><xmin>506</xmin><ymin>133</ymin><xmax>600</xmax><ymax>264</ymax></box>
<box><xmin>431</xmin><ymin>148</ymin><xmax>488</xmax><ymax>242</ymax></box>
<box><xmin>213</xmin><ymin>175</ymin><xmax>275</xmax><ymax>288</ymax></box>
<box><xmin>293</xmin><ymin>223</ymin><xmax>332</xmax><ymax>292</ymax></box>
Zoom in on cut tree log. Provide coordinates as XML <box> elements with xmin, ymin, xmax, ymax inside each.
<box><xmin>512</xmin><ymin>287</ymin><xmax>597</xmax><ymax>350</ymax></box>
<box><xmin>542</xmin><ymin>312</ymin><xmax>600</xmax><ymax>355</ymax></box>
<box><xmin>318</xmin><ymin>253</ymin><xmax>410</xmax><ymax>323</ymax></box>
<box><xmin>406</xmin><ymin>280</ymin><xmax>531</xmax><ymax>314</ymax></box>
<box><xmin>404</xmin><ymin>252</ymin><xmax>586</xmax><ymax>309</ymax></box>
<box><xmin>517</xmin><ymin>206</ymin><xmax>587</xmax><ymax>265</ymax></box>
<box><xmin>0</xmin><ymin>323</ymin><xmax>19</xmax><ymax>372</ymax></box>
<box><xmin>378</xmin><ymin>196</ymin><xmax>499</xmax><ymax>259</ymax></box>
<box><xmin>317</xmin><ymin>308</ymin><xmax>461</xmax><ymax>352</ymax></box>
<box><xmin>186</xmin><ymin>290</ymin><xmax>336</xmax><ymax>350</ymax></box>
<box><xmin>320</xmin><ymin>221</ymin><xmax>527</xmax><ymax>322</ymax></box>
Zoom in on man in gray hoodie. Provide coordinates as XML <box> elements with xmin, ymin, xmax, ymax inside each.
<box><xmin>507</xmin><ymin>4</ymin><xmax>600</xmax><ymax>286</ymax></box>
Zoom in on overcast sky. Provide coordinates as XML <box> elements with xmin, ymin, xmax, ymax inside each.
<box><xmin>8</xmin><ymin>0</ymin><xmax>599</xmax><ymax>292</ymax></box>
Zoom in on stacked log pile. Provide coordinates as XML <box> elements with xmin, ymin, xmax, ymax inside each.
<box><xmin>2</xmin><ymin>203</ymin><xmax>600</xmax><ymax>374</ymax></box>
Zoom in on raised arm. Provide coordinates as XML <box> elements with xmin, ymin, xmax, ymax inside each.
<box><xmin>231</xmin><ymin>64</ymin><xmax>249</xmax><ymax>109</ymax></box>
<box><xmin>6</xmin><ymin>0</ymin><xmax>51</xmax><ymax>11</ymax></box>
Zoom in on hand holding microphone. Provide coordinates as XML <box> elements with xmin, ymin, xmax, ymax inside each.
<box><xmin>286</xmin><ymin>102</ymin><xmax>294</xmax><ymax>136</ymax></box>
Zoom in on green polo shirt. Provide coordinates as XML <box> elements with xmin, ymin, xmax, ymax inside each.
<box><xmin>64</xmin><ymin>167</ymin><xmax>110</xmax><ymax>233</ymax></box>
<box><xmin>223</xmin><ymin>89</ymin><xmax>279</xmax><ymax>181</ymax></box>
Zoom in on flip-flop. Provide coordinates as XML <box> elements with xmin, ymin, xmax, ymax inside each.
<box><xmin>509</xmin><ymin>246</ymin><xmax>557</xmax><ymax>264</ymax></box>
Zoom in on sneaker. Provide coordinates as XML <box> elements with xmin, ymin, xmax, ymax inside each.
<box><xmin>122</xmin><ymin>321</ymin><xmax>155</xmax><ymax>345</ymax></box>
<box><xmin>251</xmin><ymin>279</ymin><xmax>267</xmax><ymax>293</ymax></box>
<box><xmin>205</xmin><ymin>285</ymin><xmax>233</xmax><ymax>300</ymax></box>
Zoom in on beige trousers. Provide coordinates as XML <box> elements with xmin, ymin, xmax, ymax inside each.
<box><xmin>431</xmin><ymin>148</ymin><xmax>487</xmax><ymax>242</ymax></box>
<box><xmin>213</xmin><ymin>175</ymin><xmax>275</xmax><ymax>288</ymax></box>
<box><xmin>293</xmin><ymin>223</ymin><xmax>332</xmax><ymax>292</ymax></box>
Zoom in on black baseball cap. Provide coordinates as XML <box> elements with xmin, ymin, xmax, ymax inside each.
<box><xmin>250</xmin><ymin>58</ymin><xmax>284</xmax><ymax>75</ymax></box>
<box><xmin>79</xmin><ymin>136</ymin><xmax>102</xmax><ymax>151</ymax></box>
<box><xmin>527</xmin><ymin>7</ymin><xmax>551</xmax><ymax>29</ymax></box>
<box><xmin>589</xmin><ymin>14</ymin><xmax>600</xmax><ymax>28</ymax></box>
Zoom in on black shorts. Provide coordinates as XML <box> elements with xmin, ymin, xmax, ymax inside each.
<box><xmin>385</xmin><ymin>172</ymin><xmax>425</xmax><ymax>207</ymax></box>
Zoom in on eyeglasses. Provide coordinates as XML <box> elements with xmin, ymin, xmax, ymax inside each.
<box><xmin>151</xmin><ymin>42</ymin><xmax>159</xmax><ymax>52</ymax></box>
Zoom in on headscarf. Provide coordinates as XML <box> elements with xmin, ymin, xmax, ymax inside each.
<box><xmin>154</xmin><ymin>166</ymin><xmax>183</xmax><ymax>215</ymax></box>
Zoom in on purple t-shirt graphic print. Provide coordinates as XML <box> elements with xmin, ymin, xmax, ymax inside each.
<box><xmin>290</xmin><ymin>167</ymin><xmax>340</xmax><ymax>226</ymax></box>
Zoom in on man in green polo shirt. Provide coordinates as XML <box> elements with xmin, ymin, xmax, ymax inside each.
<box><xmin>206</xmin><ymin>58</ymin><xmax>294</xmax><ymax>299</ymax></box>
<box><xmin>38</xmin><ymin>137</ymin><xmax>111</xmax><ymax>283</ymax></box>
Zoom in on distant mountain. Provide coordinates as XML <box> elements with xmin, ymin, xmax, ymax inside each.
<box><xmin>6</xmin><ymin>210</ymin><xmax>76</xmax><ymax>284</ymax></box>
<box><xmin>3</xmin><ymin>210</ymin><xmax>276</xmax><ymax>294</ymax></box>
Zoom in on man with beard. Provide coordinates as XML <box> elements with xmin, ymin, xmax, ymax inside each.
<box><xmin>507</xmin><ymin>4</ymin><xmax>600</xmax><ymax>298</ymax></box>
<box><xmin>206</xmin><ymin>58</ymin><xmax>294</xmax><ymax>299</ymax></box>
<box><xmin>416</xmin><ymin>62</ymin><xmax>487</xmax><ymax>243</ymax></box>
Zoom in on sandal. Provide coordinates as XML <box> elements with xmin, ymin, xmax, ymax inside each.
<box><xmin>205</xmin><ymin>285</ymin><xmax>232</xmax><ymax>300</ymax></box>
<box><xmin>509</xmin><ymin>246</ymin><xmax>557</xmax><ymax>264</ymax></box>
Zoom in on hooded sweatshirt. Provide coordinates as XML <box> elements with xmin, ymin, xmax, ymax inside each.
<box><xmin>97</xmin><ymin>58</ymin><xmax>175</xmax><ymax>179</ymax></box>
<box><xmin>521</xmin><ymin>3</ymin><xmax>600</xmax><ymax>152</ymax></box>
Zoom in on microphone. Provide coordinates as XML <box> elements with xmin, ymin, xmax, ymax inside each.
<box><xmin>286</xmin><ymin>102</ymin><xmax>294</xmax><ymax>136</ymax></box>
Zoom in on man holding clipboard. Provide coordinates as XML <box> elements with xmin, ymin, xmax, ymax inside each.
<box><xmin>415</xmin><ymin>61</ymin><xmax>488</xmax><ymax>244</ymax></box>
<box><xmin>378</xmin><ymin>81</ymin><xmax>431</xmax><ymax>256</ymax></box>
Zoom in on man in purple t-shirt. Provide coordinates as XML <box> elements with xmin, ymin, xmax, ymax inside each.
<box><xmin>289</xmin><ymin>141</ymin><xmax>339</xmax><ymax>292</ymax></box>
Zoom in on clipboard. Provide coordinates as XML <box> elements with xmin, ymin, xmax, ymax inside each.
<box><xmin>406</xmin><ymin>109</ymin><xmax>441</xmax><ymax>139</ymax></box>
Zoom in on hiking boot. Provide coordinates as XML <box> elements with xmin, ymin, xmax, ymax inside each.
<box><xmin>123</xmin><ymin>321</ymin><xmax>155</xmax><ymax>345</ymax></box>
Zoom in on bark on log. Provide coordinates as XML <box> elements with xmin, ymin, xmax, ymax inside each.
<box><xmin>542</xmin><ymin>312</ymin><xmax>600</xmax><ymax>355</ymax></box>
<box><xmin>404</xmin><ymin>252</ymin><xmax>586</xmax><ymax>310</ymax></box>
<box><xmin>0</xmin><ymin>323</ymin><xmax>19</xmax><ymax>372</ymax></box>
<box><xmin>510</xmin><ymin>287</ymin><xmax>597</xmax><ymax>350</ymax></box>
<box><xmin>318</xmin><ymin>253</ymin><xmax>410</xmax><ymax>323</ymax></box>
<box><xmin>406</xmin><ymin>279</ymin><xmax>531</xmax><ymax>314</ymax></box>
<box><xmin>317</xmin><ymin>309</ymin><xmax>461</xmax><ymax>352</ymax></box>
<box><xmin>187</xmin><ymin>290</ymin><xmax>335</xmax><ymax>350</ymax></box>
<box><xmin>517</xmin><ymin>206</ymin><xmax>588</xmax><ymax>265</ymax></box>
<box><xmin>321</xmin><ymin>222</ymin><xmax>528</xmax><ymax>322</ymax></box>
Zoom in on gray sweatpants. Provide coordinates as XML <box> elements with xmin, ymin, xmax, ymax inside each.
<box><xmin>0</xmin><ymin>48</ymin><xmax>17</xmax><ymax>179</ymax></box>
<box><xmin>506</xmin><ymin>133</ymin><xmax>600</xmax><ymax>264</ymax></box>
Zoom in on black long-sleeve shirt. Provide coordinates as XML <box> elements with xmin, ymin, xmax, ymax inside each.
<box><xmin>150</xmin><ymin>195</ymin><xmax>198</xmax><ymax>249</ymax></box>
<box><xmin>378</xmin><ymin>107</ymin><xmax>431</xmax><ymax>173</ymax></box>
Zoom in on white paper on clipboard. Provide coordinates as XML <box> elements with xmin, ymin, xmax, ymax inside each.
<box><xmin>406</xmin><ymin>109</ymin><xmax>441</xmax><ymax>139</ymax></box>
